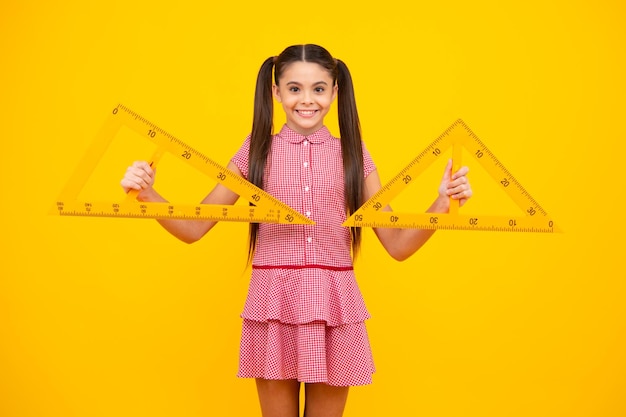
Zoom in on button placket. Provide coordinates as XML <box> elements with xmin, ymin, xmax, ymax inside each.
<box><xmin>301</xmin><ymin>138</ymin><xmax>315</xmax><ymax>264</ymax></box>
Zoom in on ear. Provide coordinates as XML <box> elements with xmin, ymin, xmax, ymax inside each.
<box><xmin>272</xmin><ymin>84</ymin><xmax>282</xmax><ymax>103</ymax></box>
<box><xmin>331</xmin><ymin>84</ymin><xmax>338</xmax><ymax>102</ymax></box>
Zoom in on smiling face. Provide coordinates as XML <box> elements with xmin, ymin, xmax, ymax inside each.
<box><xmin>273</xmin><ymin>61</ymin><xmax>338</xmax><ymax>136</ymax></box>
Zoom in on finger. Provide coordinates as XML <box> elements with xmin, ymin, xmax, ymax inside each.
<box><xmin>133</xmin><ymin>171</ymin><xmax>153</xmax><ymax>188</ymax></box>
<box><xmin>123</xmin><ymin>169</ymin><xmax>153</xmax><ymax>189</ymax></box>
<box><xmin>120</xmin><ymin>177</ymin><xmax>142</xmax><ymax>191</ymax></box>
<box><xmin>126</xmin><ymin>164</ymin><xmax>154</xmax><ymax>183</ymax></box>
<box><xmin>450</xmin><ymin>186</ymin><xmax>473</xmax><ymax>200</ymax></box>
<box><xmin>131</xmin><ymin>161</ymin><xmax>155</xmax><ymax>177</ymax></box>
<box><xmin>447</xmin><ymin>175</ymin><xmax>468</xmax><ymax>191</ymax></box>
<box><xmin>132</xmin><ymin>160</ymin><xmax>152</xmax><ymax>169</ymax></box>
<box><xmin>451</xmin><ymin>165</ymin><xmax>469</xmax><ymax>180</ymax></box>
<box><xmin>461</xmin><ymin>188</ymin><xmax>473</xmax><ymax>206</ymax></box>
<box><xmin>449</xmin><ymin>188</ymin><xmax>465</xmax><ymax>199</ymax></box>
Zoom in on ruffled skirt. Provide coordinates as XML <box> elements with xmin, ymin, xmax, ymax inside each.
<box><xmin>238</xmin><ymin>319</ymin><xmax>375</xmax><ymax>386</ymax></box>
<box><xmin>237</xmin><ymin>266</ymin><xmax>375</xmax><ymax>386</ymax></box>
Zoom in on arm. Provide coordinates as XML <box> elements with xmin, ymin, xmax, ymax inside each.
<box><xmin>120</xmin><ymin>160</ymin><xmax>241</xmax><ymax>243</ymax></box>
<box><xmin>367</xmin><ymin>159</ymin><xmax>472</xmax><ymax>261</ymax></box>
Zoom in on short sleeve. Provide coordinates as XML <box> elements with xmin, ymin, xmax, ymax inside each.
<box><xmin>231</xmin><ymin>135</ymin><xmax>251</xmax><ymax>179</ymax></box>
<box><xmin>362</xmin><ymin>141</ymin><xmax>376</xmax><ymax>178</ymax></box>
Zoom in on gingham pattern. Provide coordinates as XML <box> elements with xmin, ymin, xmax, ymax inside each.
<box><xmin>231</xmin><ymin>124</ymin><xmax>377</xmax><ymax>385</ymax></box>
<box><xmin>241</xmin><ymin>266</ymin><xmax>370</xmax><ymax>326</ymax></box>
<box><xmin>232</xmin><ymin>124</ymin><xmax>376</xmax><ymax>269</ymax></box>
<box><xmin>237</xmin><ymin>319</ymin><xmax>375</xmax><ymax>386</ymax></box>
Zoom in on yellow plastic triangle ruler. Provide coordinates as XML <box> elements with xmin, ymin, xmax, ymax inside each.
<box><xmin>52</xmin><ymin>104</ymin><xmax>314</xmax><ymax>225</ymax></box>
<box><xmin>343</xmin><ymin>119</ymin><xmax>560</xmax><ymax>233</ymax></box>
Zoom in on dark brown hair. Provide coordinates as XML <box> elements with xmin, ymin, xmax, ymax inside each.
<box><xmin>248</xmin><ymin>44</ymin><xmax>364</xmax><ymax>260</ymax></box>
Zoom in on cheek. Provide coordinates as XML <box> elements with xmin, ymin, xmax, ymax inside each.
<box><xmin>279</xmin><ymin>96</ymin><xmax>297</xmax><ymax>108</ymax></box>
<box><xmin>321</xmin><ymin>96</ymin><xmax>335</xmax><ymax>110</ymax></box>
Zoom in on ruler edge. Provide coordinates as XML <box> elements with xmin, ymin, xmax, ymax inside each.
<box><xmin>342</xmin><ymin>211</ymin><xmax>561</xmax><ymax>233</ymax></box>
<box><xmin>457</xmin><ymin>119</ymin><xmax>551</xmax><ymax>217</ymax></box>
<box><xmin>54</xmin><ymin>200</ymin><xmax>312</xmax><ymax>224</ymax></box>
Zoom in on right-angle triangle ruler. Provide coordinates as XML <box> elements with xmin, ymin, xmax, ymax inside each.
<box><xmin>52</xmin><ymin>104</ymin><xmax>314</xmax><ymax>225</ymax></box>
<box><xmin>343</xmin><ymin>119</ymin><xmax>560</xmax><ymax>233</ymax></box>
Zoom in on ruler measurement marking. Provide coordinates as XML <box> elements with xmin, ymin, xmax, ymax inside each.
<box><xmin>363</xmin><ymin>128</ymin><xmax>455</xmax><ymax>211</ymax></box>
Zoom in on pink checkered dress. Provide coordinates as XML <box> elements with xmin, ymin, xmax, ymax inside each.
<box><xmin>231</xmin><ymin>124</ymin><xmax>377</xmax><ymax>386</ymax></box>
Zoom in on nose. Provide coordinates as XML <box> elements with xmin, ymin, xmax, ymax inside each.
<box><xmin>301</xmin><ymin>90</ymin><xmax>313</xmax><ymax>105</ymax></box>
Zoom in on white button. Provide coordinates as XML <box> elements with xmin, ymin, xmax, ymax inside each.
<box><xmin>303</xmin><ymin>162</ymin><xmax>309</xmax><ymax>168</ymax></box>
<box><xmin>304</xmin><ymin>186</ymin><xmax>310</xmax><ymax>192</ymax></box>
<box><xmin>303</xmin><ymin>140</ymin><xmax>309</xmax><ymax>146</ymax></box>
<box><xmin>307</xmin><ymin>237</ymin><xmax>312</xmax><ymax>243</ymax></box>
<box><xmin>305</xmin><ymin>211</ymin><xmax>311</xmax><ymax>217</ymax></box>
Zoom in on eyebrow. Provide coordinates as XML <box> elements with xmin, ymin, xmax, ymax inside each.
<box><xmin>285</xmin><ymin>81</ymin><xmax>330</xmax><ymax>86</ymax></box>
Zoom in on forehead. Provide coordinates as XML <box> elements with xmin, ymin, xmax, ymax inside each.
<box><xmin>277</xmin><ymin>61</ymin><xmax>333</xmax><ymax>84</ymax></box>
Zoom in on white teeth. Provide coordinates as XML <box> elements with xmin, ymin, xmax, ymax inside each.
<box><xmin>298</xmin><ymin>110</ymin><xmax>316</xmax><ymax>116</ymax></box>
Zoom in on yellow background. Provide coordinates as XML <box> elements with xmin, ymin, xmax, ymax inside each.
<box><xmin>1</xmin><ymin>1</ymin><xmax>625</xmax><ymax>416</ymax></box>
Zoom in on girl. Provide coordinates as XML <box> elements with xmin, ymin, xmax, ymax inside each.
<box><xmin>121</xmin><ymin>44</ymin><xmax>472</xmax><ymax>417</ymax></box>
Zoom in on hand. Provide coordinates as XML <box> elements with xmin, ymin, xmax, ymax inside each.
<box><xmin>120</xmin><ymin>161</ymin><xmax>155</xmax><ymax>194</ymax></box>
<box><xmin>438</xmin><ymin>159</ymin><xmax>472</xmax><ymax>208</ymax></box>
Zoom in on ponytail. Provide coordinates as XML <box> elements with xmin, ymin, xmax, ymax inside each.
<box><xmin>336</xmin><ymin>59</ymin><xmax>365</xmax><ymax>257</ymax></box>
<box><xmin>247</xmin><ymin>56</ymin><xmax>275</xmax><ymax>261</ymax></box>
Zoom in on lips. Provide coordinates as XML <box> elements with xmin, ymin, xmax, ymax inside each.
<box><xmin>296</xmin><ymin>110</ymin><xmax>318</xmax><ymax>117</ymax></box>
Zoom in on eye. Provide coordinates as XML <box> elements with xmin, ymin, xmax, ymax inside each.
<box><xmin>289</xmin><ymin>86</ymin><xmax>300</xmax><ymax>93</ymax></box>
<box><xmin>314</xmin><ymin>87</ymin><xmax>325</xmax><ymax>93</ymax></box>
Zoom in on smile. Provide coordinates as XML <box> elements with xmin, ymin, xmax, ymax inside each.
<box><xmin>296</xmin><ymin>110</ymin><xmax>318</xmax><ymax>117</ymax></box>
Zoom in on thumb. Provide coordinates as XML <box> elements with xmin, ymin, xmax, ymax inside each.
<box><xmin>441</xmin><ymin>158</ymin><xmax>453</xmax><ymax>183</ymax></box>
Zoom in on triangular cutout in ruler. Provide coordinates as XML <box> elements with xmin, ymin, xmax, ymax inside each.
<box><xmin>52</xmin><ymin>104</ymin><xmax>314</xmax><ymax>225</ymax></box>
<box><xmin>343</xmin><ymin>119</ymin><xmax>560</xmax><ymax>232</ymax></box>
